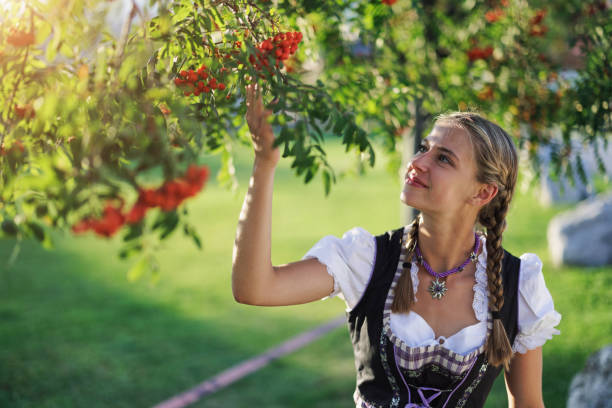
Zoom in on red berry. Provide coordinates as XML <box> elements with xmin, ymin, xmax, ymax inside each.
<box><xmin>218</xmin><ymin>83</ymin><xmax>226</xmax><ymax>90</ymax></box>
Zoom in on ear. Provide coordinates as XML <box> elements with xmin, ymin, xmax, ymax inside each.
<box><xmin>470</xmin><ymin>183</ymin><xmax>498</xmax><ymax>207</ymax></box>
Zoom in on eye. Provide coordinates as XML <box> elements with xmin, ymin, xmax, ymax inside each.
<box><xmin>438</xmin><ymin>154</ymin><xmax>451</xmax><ymax>164</ymax></box>
<box><xmin>416</xmin><ymin>143</ymin><xmax>428</xmax><ymax>153</ymax></box>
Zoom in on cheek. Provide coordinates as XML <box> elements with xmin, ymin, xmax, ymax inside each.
<box><xmin>432</xmin><ymin>176</ymin><xmax>473</xmax><ymax>202</ymax></box>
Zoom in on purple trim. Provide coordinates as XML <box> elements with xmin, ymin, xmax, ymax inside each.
<box><xmin>394</xmin><ymin>343</ymin><xmax>445</xmax><ymax>407</ymax></box>
<box><xmin>351</xmin><ymin>229</ymin><xmax>383</xmax><ymax>312</ymax></box>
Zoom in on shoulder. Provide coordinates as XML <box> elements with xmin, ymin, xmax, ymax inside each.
<box><xmin>518</xmin><ymin>252</ymin><xmax>543</xmax><ymax>276</ymax></box>
<box><xmin>302</xmin><ymin>227</ymin><xmax>377</xmax><ymax>310</ymax></box>
<box><xmin>512</xmin><ymin>252</ymin><xmax>562</xmax><ymax>353</ymax></box>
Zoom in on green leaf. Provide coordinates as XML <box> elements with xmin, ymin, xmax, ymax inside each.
<box><xmin>153</xmin><ymin>210</ymin><xmax>180</xmax><ymax>240</ymax></box>
<box><xmin>332</xmin><ymin>114</ymin><xmax>347</xmax><ymax>135</ymax></box>
<box><xmin>26</xmin><ymin>222</ymin><xmax>45</xmax><ymax>242</ymax></box>
<box><xmin>304</xmin><ymin>168</ymin><xmax>314</xmax><ymax>183</ymax></box>
<box><xmin>127</xmin><ymin>256</ymin><xmax>149</xmax><ymax>282</ymax></box>
<box><xmin>183</xmin><ymin>223</ymin><xmax>202</xmax><ymax>250</ymax></box>
<box><xmin>322</xmin><ymin>170</ymin><xmax>331</xmax><ymax>196</ymax></box>
<box><xmin>123</xmin><ymin>223</ymin><xmax>144</xmax><ymax>242</ymax></box>
<box><xmin>1</xmin><ymin>220</ymin><xmax>18</xmax><ymax>236</ymax></box>
<box><xmin>118</xmin><ymin>244</ymin><xmax>143</xmax><ymax>260</ymax></box>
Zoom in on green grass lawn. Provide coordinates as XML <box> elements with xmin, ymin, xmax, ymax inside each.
<box><xmin>1</xmin><ymin>140</ymin><xmax>610</xmax><ymax>407</ymax></box>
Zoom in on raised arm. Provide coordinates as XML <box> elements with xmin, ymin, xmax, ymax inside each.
<box><xmin>231</xmin><ymin>84</ymin><xmax>334</xmax><ymax>306</ymax></box>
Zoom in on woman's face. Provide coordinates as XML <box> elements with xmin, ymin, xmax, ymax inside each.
<box><xmin>400</xmin><ymin>124</ymin><xmax>485</xmax><ymax>217</ymax></box>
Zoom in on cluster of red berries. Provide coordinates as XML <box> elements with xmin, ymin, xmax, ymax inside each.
<box><xmin>381</xmin><ymin>0</ymin><xmax>397</xmax><ymax>5</ymax></box>
<box><xmin>485</xmin><ymin>8</ymin><xmax>504</xmax><ymax>23</ymax></box>
<box><xmin>7</xmin><ymin>28</ymin><xmax>35</xmax><ymax>47</ymax></box>
<box><xmin>72</xmin><ymin>164</ymin><xmax>209</xmax><ymax>237</ymax></box>
<box><xmin>248</xmin><ymin>31</ymin><xmax>302</xmax><ymax>72</ymax></box>
<box><xmin>467</xmin><ymin>46</ymin><xmax>493</xmax><ymax>62</ymax></box>
<box><xmin>174</xmin><ymin>65</ymin><xmax>227</xmax><ymax>97</ymax></box>
<box><xmin>71</xmin><ymin>204</ymin><xmax>126</xmax><ymax>237</ymax></box>
<box><xmin>477</xmin><ymin>86</ymin><xmax>495</xmax><ymax>101</ymax></box>
<box><xmin>0</xmin><ymin>140</ymin><xmax>25</xmax><ymax>157</ymax></box>
<box><xmin>586</xmin><ymin>1</ymin><xmax>608</xmax><ymax>16</ymax></box>
<box><xmin>528</xmin><ymin>9</ymin><xmax>547</xmax><ymax>37</ymax></box>
<box><xmin>126</xmin><ymin>164</ymin><xmax>209</xmax><ymax>221</ymax></box>
<box><xmin>14</xmin><ymin>104</ymin><xmax>35</xmax><ymax>119</ymax></box>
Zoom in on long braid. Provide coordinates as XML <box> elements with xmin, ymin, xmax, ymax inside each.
<box><xmin>391</xmin><ymin>214</ymin><xmax>421</xmax><ymax>313</ymax></box>
<box><xmin>480</xmin><ymin>188</ymin><xmax>514</xmax><ymax>370</ymax></box>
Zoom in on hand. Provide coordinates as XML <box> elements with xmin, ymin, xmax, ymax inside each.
<box><xmin>245</xmin><ymin>83</ymin><xmax>280</xmax><ymax>167</ymax></box>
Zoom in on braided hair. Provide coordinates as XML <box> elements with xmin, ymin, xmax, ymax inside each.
<box><xmin>393</xmin><ymin>112</ymin><xmax>518</xmax><ymax>370</ymax></box>
<box><xmin>391</xmin><ymin>214</ymin><xmax>421</xmax><ymax>311</ymax></box>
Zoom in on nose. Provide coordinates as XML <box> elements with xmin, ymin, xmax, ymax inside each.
<box><xmin>406</xmin><ymin>150</ymin><xmax>429</xmax><ymax>174</ymax></box>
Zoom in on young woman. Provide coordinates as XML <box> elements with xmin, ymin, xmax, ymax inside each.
<box><xmin>232</xmin><ymin>84</ymin><xmax>561</xmax><ymax>407</ymax></box>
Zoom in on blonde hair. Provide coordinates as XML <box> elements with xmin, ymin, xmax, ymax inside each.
<box><xmin>391</xmin><ymin>112</ymin><xmax>518</xmax><ymax>370</ymax></box>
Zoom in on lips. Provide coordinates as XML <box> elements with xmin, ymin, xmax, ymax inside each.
<box><xmin>406</xmin><ymin>174</ymin><xmax>428</xmax><ymax>188</ymax></box>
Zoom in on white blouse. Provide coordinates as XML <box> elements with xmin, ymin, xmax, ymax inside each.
<box><xmin>303</xmin><ymin>227</ymin><xmax>561</xmax><ymax>355</ymax></box>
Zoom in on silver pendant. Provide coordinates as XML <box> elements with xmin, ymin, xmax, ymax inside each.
<box><xmin>428</xmin><ymin>277</ymin><xmax>447</xmax><ymax>299</ymax></box>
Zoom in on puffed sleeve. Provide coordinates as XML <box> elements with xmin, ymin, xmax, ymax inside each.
<box><xmin>302</xmin><ymin>227</ymin><xmax>376</xmax><ymax>310</ymax></box>
<box><xmin>512</xmin><ymin>253</ymin><xmax>562</xmax><ymax>354</ymax></box>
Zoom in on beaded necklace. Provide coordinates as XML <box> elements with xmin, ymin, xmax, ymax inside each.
<box><xmin>413</xmin><ymin>232</ymin><xmax>481</xmax><ymax>299</ymax></box>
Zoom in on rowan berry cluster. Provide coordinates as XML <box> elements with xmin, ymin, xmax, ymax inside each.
<box><xmin>72</xmin><ymin>164</ymin><xmax>209</xmax><ymax>237</ymax></box>
<box><xmin>528</xmin><ymin>9</ymin><xmax>547</xmax><ymax>37</ymax></box>
<box><xmin>71</xmin><ymin>204</ymin><xmax>126</xmax><ymax>237</ymax></box>
<box><xmin>485</xmin><ymin>8</ymin><xmax>504</xmax><ymax>23</ymax></box>
<box><xmin>7</xmin><ymin>28</ymin><xmax>35</xmax><ymax>47</ymax></box>
<box><xmin>381</xmin><ymin>0</ymin><xmax>397</xmax><ymax>5</ymax></box>
<box><xmin>0</xmin><ymin>140</ymin><xmax>25</xmax><ymax>157</ymax></box>
<box><xmin>126</xmin><ymin>164</ymin><xmax>209</xmax><ymax>222</ymax></box>
<box><xmin>467</xmin><ymin>46</ymin><xmax>493</xmax><ymax>61</ymax></box>
<box><xmin>248</xmin><ymin>31</ymin><xmax>302</xmax><ymax>72</ymax></box>
<box><xmin>14</xmin><ymin>104</ymin><xmax>35</xmax><ymax>119</ymax></box>
<box><xmin>586</xmin><ymin>1</ymin><xmax>608</xmax><ymax>16</ymax></box>
<box><xmin>174</xmin><ymin>65</ymin><xmax>227</xmax><ymax>97</ymax></box>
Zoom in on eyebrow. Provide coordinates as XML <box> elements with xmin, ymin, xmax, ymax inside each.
<box><xmin>423</xmin><ymin>138</ymin><xmax>460</xmax><ymax>162</ymax></box>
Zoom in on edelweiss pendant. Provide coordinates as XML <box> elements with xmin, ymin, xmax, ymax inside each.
<box><xmin>428</xmin><ymin>277</ymin><xmax>447</xmax><ymax>299</ymax></box>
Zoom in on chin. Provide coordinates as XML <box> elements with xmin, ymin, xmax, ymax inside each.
<box><xmin>400</xmin><ymin>191</ymin><xmax>419</xmax><ymax>209</ymax></box>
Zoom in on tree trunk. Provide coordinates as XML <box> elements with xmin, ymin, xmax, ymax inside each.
<box><xmin>400</xmin><ymin>98</ymin><xmax>426</xmax><ymax>225</ymax></box>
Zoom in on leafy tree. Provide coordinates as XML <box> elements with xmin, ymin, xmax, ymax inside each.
<box><xmin>1</xmin><ymin>0</ymin><xmax>609</xmax><ymax>276</ymax></box>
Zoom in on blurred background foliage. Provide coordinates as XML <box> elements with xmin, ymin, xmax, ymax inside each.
<box><xmin>0</xmin><ymin>0</ymin><xmax>610</xmax><ymax>274</ymax></box>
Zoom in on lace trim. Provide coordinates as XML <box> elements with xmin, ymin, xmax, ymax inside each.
<box><xmin>456</xmin><ymin>360</ymin><xmax>489</xmax><ymax>408</ymax></box>
<box><xmin>512</xmin><ymin>311</ymin><xmax>562</xmax><ymax>354</ymax></box>
<box><xmin>472</xmin><ymin>235</ymin><xmax>488</xmax><ymax>323</ymax></box>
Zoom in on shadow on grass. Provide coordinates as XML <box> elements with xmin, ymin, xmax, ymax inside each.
<box><xmin>0</xmin><ymin>237</ymin><xmax>348</xmax><ymax>408</ymax></box>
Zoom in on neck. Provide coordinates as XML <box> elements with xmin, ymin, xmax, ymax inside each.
<box><xmin>416</xmin><ymin>212</ymin><xmax>480</xmax><ymax>273</ymax></box>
